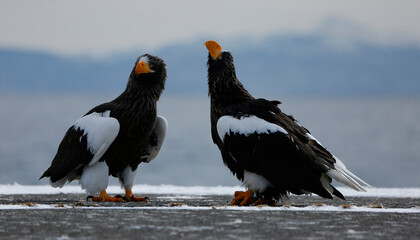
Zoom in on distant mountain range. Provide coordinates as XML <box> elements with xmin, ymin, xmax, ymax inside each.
<box><xmin>1</xmin><ymin>35</ymin><xmax>420</xmax><ymax>96</ymax></box>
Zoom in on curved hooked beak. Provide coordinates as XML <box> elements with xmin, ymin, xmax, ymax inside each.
<box><xmin>135</xmin><ymin>61</ymin><xmax>153</xmax><ymax>75</ymax></box>
<box><xmin>204</xmin><ymin>40</ymin><xmax>222</xmax><ymax>60</ymax></box>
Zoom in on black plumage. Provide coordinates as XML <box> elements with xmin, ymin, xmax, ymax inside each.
<box><xmin>40</xmin><ymin>54</ymin><xmax>168</xmax><ymax>202</ymax></box>
<box><xmin>204</xmin><ymin>40</ymin><xmax>370</xmax><ymax>205</ymax></box>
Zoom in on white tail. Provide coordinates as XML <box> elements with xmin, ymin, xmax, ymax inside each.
<box><xmin>327</xmin><ymin>155</ymin><xmax>372</xmax><ymax>192</ymax></box>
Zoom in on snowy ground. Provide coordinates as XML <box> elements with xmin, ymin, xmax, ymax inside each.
<box><xmin>2</xmin><ymin>183</ymin><xmax>420</xmax><ymax>198</ymax></box>
<box><xmin>1</xmin><ymin>185</ymin><xmax>420</xmax><ymax>239</ymax></box>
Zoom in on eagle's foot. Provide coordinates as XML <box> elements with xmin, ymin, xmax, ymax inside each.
<box><xmin>232</xmin><ymin>190</ymin><xmax>254</xmax><ymax>206</ymax></box>
<box><xmin>126</xmin><ymin>195</ymin><xmax>149</xmax><ymax>202</ymax></box>
<box><xmin>86</xmin><ymin>190</ymin><xmax>125</xmax><ymax>202</ymax></box>
<box><xmin>114</xmin><ymin>195</ymin><xmax>129</xmax><ymax>202</ymax></box>
<box><xmin>124</xmin><ymin>189</ymin><xmax>149</xmax><ymax>202</ymax></box>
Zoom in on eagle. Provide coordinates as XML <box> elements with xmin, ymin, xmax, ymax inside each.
<box><xmin>40</xmin><ymin>54</ymin><xmax>168</xmax><ymax>202</ymax></box>
<box><xmin>204</xmin><ymin>40</ymin><xmax>371</xmax><ymax>206</ymax></box>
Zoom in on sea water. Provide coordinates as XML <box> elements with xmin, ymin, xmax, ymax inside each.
<box><xmin>0</xmin><ymin>94</ymin><xmax>419</xmax><ymax>187</ymax></box>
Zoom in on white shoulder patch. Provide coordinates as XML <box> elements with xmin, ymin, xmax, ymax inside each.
<box><xmin>216</xmin><ymin>115</ymin><xmax>288</xmax><ymax>142</ymax></box>
<box><xmin>73</xmin><ymin>111</ymin><xmax>120</xmax><ymax>166</ymax></box>
<box><xmin>100</xmin><ymin>110</ymin><xmax>111</xmax><ymax>117</ymax></box>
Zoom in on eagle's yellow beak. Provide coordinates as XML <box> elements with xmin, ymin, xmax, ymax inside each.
<box><xmin>135</xmin><ymin>61</ymin><xmax>153</xmax><ymax>75</ymax></box>
<box><xmin>204</xmin><ymin>40</ymin><xmax>222</xmax><ymax>60</ymax></box>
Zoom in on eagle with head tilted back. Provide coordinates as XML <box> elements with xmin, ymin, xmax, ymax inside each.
<box><xmin>204</xmin><ymin>40</ymin><xmax>371</xmax><ymax>206</ymax></box>
<box><xmin>40</xmin><ymin>54</ymin><xmax>168</xmax><ymax>202</ymax></box>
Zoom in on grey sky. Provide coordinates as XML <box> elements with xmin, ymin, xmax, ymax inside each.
<box><xmin>1</xmin><ymin>0</ymin><xmax>419</xmax><ymax>57</ymax></box>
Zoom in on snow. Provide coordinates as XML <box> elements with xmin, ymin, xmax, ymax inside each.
<box><xmin>1</xmin><ymin>203</ymin><xmax>419</xmax><ymax>213</ymax></box>
<box><xmin>1</xmin><ymin>184</ymin><xmax>420</xmax><ymax>213</ymax></box>
<box><xmin>1</xmin><ymin>184</ymin><xmax>420</xmax><ymax>198</ymax></box>
<box><xmin>217</xmin><ymin>115</ymin><xmax>288</xmax><ymax>141</ymax></box>
<box><xmin>0</xmin><ymin>184</ymin><xmax>243</xmax><ymax>195</ymax></box>
<box><xmin>337</xmin><ymin>187</ymin><xmax>420</xmax><ymax>198</ymax></box>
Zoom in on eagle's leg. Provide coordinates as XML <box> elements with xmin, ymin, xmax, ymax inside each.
<box><xmin>124</xmin><ymin>189</ymin><xmax>149</xmax><ymax>202</ymax></box>
<box><xmin>232</xmin><ymin>189</ymin><xmax>254</xmax><ymax>206</ymax></box>
<box><xmin>87</xmin><ymin>190</ymin><xmax>125</xmax><ymax>202</ymax></box>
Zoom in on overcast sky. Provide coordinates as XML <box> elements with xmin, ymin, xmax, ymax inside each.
<box><xmin>1</xmin><ymin>0</ymin><xmax>419</xmax><ymax>57</ymax></box>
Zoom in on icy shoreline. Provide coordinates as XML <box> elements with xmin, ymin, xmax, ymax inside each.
<box><xmin>1</xmin><ymin>203</ymin><xmax>420</xmax><ymax>213</ymax></box>
<box><xmin>1</xmin><ymin>183</ymin><xmax>420</xmax><ymax>198</ymax></box>
<box><xmin>1</xmin><ymin>190</ymin><xmax>419</xmax><ymax>239</ymax></box>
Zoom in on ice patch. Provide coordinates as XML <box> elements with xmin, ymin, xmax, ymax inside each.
<box><xmin>0</xmin><ymin>184</ymin><xmax>246</xmax><ymax>195</ymax></box>
<box><xmin>1</xmin><ymin>203</ymin><xmax>419</xmax><ymax>213</ymax></box>
<box><xmin>2</xmin><ymin>184</ymin><xmax>420</xmax><ymax>198</ymax></box>
<box><xmin>157</xmin><ymin>195</ymin><xmax>206</xmax><ymax>200</ymax></box>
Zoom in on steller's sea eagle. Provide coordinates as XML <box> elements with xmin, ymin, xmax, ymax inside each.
<box><xmin>40</xmin><ymin>54</ymin><xmax>168</xmax><ymax>202</ymax></box>
<box><xmin>204</xmin><ymin>40</ymin><xmax>371</xmax><ymax>206</ymax></box>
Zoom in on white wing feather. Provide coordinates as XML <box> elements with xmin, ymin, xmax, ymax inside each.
<box><xmin>143</xmin><ymin>115</ymin><xmax>168</xmax><ymax>163</ymax></box>
<box><xmin>217</xmin><ymin>115</ymin><xmax>288</xmax><ymax>142</ymax></box>
<box><xmin>308</xmin><ymin>134</ymin><xmax>372</xmax><ymax>191</ymax></box>
<box><xmin>73</xmin><ymin>111</ymin><xmax>120</xmax><ymax>166</ymax></box>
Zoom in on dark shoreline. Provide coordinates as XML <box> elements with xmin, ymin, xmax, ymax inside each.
<box><xmin>1</xmin><ymin>194</ymin><xmax>419</xmax><ymax>239</ymax></box>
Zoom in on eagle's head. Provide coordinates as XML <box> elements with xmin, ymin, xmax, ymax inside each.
<box><xmin>204</xmin><ymin>40</ymin><xmax>235</xmax><ymax>74</ymax></box>
<box><xmin>127</xmin><ymin>54</ymin><xmax>167</xmax><ymax>97</ymax></box>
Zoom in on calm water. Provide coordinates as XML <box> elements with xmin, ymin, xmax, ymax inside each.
<box><xmin>0</xmin><ymin>94</ymin><xmax>419</xmax><ymax>187</ymax></box>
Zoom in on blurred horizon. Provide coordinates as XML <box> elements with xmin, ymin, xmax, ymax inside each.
<box><xmin>2</xmin><ymin>1</ymin><xmax>420</xmax><ymax>96</ymax></box>
<box><xmin>1</xmin><ymin>33</ymin><xmax>420</xmax><ymax>96</ymax></box>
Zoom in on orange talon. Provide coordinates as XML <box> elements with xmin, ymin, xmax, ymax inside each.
<box><xmin>232</xmin><ymin>190</ymin><xmax>254</xmax><ymax>206</ymax></box>
<box><xmin>125</xmin><ymin>189</ymin><xmax>149</xmax><ymax>202</ymax></box>
<box><xmin>88</xmin><ymin>190</ymin><xmax>125</xmax><ymax>202</ymax></box>
<box><xmin>234</xmin><ymin>191</ymin><xmax>244</xmax><ymax>197</ymax></box>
